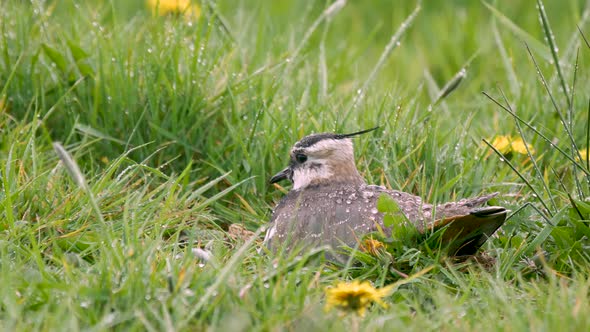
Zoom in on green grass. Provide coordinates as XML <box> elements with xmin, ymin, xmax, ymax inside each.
<box><xmin>1</xmin><ymin>0</ymin><xmax>590</xmax><ymax>330</ymax></box>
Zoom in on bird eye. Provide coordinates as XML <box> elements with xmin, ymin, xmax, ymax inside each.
<box><xmin>295</xmin><ymin>153</ymin><xmax>307</xmax><ymax>163</ymax></box>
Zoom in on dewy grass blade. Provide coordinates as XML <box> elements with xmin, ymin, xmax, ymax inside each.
<box><xmin>493</xmin><ymin>19</ymin><xmax>520</xmax><ymax>97</ymax></box>
<box><xmin>187</xmin><ymin>171</ymin><xmax>230</xmax><ymax>198</ymax></box>
<box><xmin>581</xmin><ymin>25</ymin><xmax>590</xmax><ymax>173</ymax></box>
<box><xmin>568</xmin><ymin>49</ymin><xmax>584</xmax><ymax>199</ymax></box>
<box><xmin>1</xmin><ymin>145</ymin><xmax>15</xmax><ymax>228</ymax></box>
<box><xmin>526</xmin><ymin>44</ymin><xmax>583</xmax><ymax>170</ymax></box>
<box><xmin>291</xmin><ymin>0</ymin><xmax>347</xmax><ymax>66</ymax></box>
<box><xmin>537</xmin><ymin>0</ymin><xmax>571</xmax><ymax>108</ymax></box>
<box><xmin>202</xmin><ymin>0</ymin><xmax>236</xmax><ymax>43</ymax></box>
<box><xmin>350</xmin><ymin>3</ymin><xmax>421</xmax><ymax>111</ymax></box>
<box><xmin>569</xmin><ymin>49</ymin><xmax>579</xmax><ymax>128</ymax></box>
<box><xmin>192</xmin><ymin>176</ymin><xmax>254</xmax><ymax>211</ymax></box>
<box><xmin>74</xmin><ymin>123</ymin><xmax>126</xmax><ymax>145</ymax></box>
<box><xmin>436</xmin><ymin>69</ymin><xmax>466</xmax><ymax>103</ymax></box>
<box><xmin>578</xmin><ymin>25</ymin><xmax>590</xmax><ymax>49</ymax></box>
<box><xmin>0</xmin><ymin>53</ymin><xmax>24</xmax><ymax>99</ymax></box>
<box><xmin>433</xmin><ymin>51</ymin><xmax>478</xmax><ymax>105</ymax></box>
<box><xmin>498</xmin><ymin>88</ymin><xmax>558</xmax><ymax>213</ymax></box>
<box><xmin>563</xmin><ymin>9</ymin><xmax>590</xmax><ymax>60</ymax></box>
<box><xmin>53</xmin><ymin>142</ymin><xmax>105</xmax><ymax>224</ymax></box>
<box><xmin>319</xmin><ymin>21</ymin><xmax>330</xmax><ymax>100</ymax></box>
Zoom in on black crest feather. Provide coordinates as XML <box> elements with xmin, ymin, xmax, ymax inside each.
<box><xmin>294</xmin><ymin>127</ymin><xmax>379</xmax><ymax>149</ymax></box>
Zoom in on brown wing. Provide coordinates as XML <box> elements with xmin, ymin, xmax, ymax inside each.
<box><xmin>432</xmin><ymin>192</ymin><xmax>500</xmax><ymax>219</ymax></box>
<box><xmin>268</xmin><ymin>184</ymin><xmax>442</xmax><ymax>248</ymax></box>
<box><xmin>267</xmin><ymin>184</ymin><xmax>505</xmax><ymax>258</ymax></box>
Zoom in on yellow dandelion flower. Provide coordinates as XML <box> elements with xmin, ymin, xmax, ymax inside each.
<box><xmin>510</xmin><ymin>138</ymin><xmax>534</xmax><ymax>154</ymax></box>
<box><xmin>491</xmin><ymin>135</ymin><xmax>511</xmax><ymax>154</ymax></box>
<box><xmin>147</xmin><ymin>0</ymin><xmax>201</xmax><ymax>19</ymax></box>
<box><xmin>324</xmin><ymin>280</ymin><xmax>394</xmax><ymax>317</ymax></box>
<box><xmin>491</xmin><ymin>135</ymin><xmax>534</xmax><ymax>156</ymax></box>
<box><xmin>578</xmin><ymin>148</ymin><xmax>588</xmax><ymax>162</ymax></box>
<box><xmin>361</xmin><ymin>238</ymin><xmax>385</xmax><ymax>256</ymax></box>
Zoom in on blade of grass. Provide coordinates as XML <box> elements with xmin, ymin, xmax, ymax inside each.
<box><xmin>187</xmin><ymin>171</ymin><xmax>232</xmax><ymax>200</ymax></box>
<box><xmin>318</xmin><ymin>19</ymin><xmax>330</xmax><ymax>100</ymax></box>
<box><xmin>568</xmin><ymin>49</ymin><xmax>584</xmax><ymax>199</ymax></box>
<box><xmin>0</xmin><ymin>53</ymin><xmax>24</xmax><ymax>99</ymax></box>
<box><xmin>386</xmin><ymin>265</ymin><xmax>434</xmax><ymax>291</ymax></box>
<box><xmin>433</xmin><ymin>50</ymin><xmax>479</xmax><ymax>105</ymax></box>
<box><xmin>493</xmin><ymin>19</ymin><xmax>520</xmax><ymax>97</ymax></box>
<box><xmin>525</xmin><ymin>44</ymin><xmax>580</xmax><ymax>159</ymax></box>
<box><xmin>192</xmin><ymin>176</ymin><xmax>254</xmax><ymax>211</ymax></box>
<box><xmin>74</xmin><ymin>123</ymin><xmax>126</xmax><ymax>145</ymax></box>
<box><xmin>291</xmin><ymin>0</ymin><xmax>346</xmax><ymax>62</ymax></box>
<box><xmin>202</xmin><ymin>0</ymin><xmax>237</xmax><ymax>43</ymax></box>
<box><xmin>1</xmin><ymin>145</ymin><xmax>15</xmax><ymax>229</ymax></box>
<box><xmin>536</xmin><ymin>0</ymin><xmax>570</xmax><ymax>108</ymax></box>
<box><xmin>563</xmin><ymin>7</ymin><xmax>590</xmax><ymax>61</ymax></box>
<box><xmin>349</xmin><ymin>3</ymin><xmax>421</xmax><ymax>111</ymax></box>
<box><xmin>505</xmin><ymin>202</ymin><xmax>538</xmax><ymax>221</ymax></box>
<box><xmin>581</xmin><ymin>26</ymin><xmax>590</xmax><ymax>173</ymax></box>
<box><xmin>148</xmin><ymin>122</ymin><xmax>201</xmax><ymax>154</ymax></box>
<box><xmin>578</xmin><ymin>24</ymin><xmax>590</xmax><ymax>49</ymax></box>
<box><xmin>570</xmin><ymin>49</ymin><xmax>579</xmax><ymax>140</ymax></box>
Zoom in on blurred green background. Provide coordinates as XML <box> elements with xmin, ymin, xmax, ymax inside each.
<box><xmin>2</xmin><ymin>0</ymin><xmax>589</xmax><ymax>216</ymax></box>
<box><xmin>2</xmin><ymin>1</ymin><xmax>590</xmax><ymax>330</ymax></box>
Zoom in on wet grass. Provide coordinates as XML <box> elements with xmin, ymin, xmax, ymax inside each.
<box><xmin>1</xmin><ymin>0</ymin><xmax>589</xmax><ymax>330</ymax></box>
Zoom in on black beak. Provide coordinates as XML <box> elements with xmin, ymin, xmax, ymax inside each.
<box><xmin>270</xmin><ymin>167</ymin><xmax>292</xmax><ymax>184</ymax></box>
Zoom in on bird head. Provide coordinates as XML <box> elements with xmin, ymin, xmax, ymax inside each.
<box><xmin>270</xmin><ymin>127</ymin><xmax>378</xmax><ymax>190</ymax></box>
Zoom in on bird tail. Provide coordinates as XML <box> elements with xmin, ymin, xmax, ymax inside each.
<box><xmin>430</xmin><ymin>206</ymin><xmax>508</xmax><ymax>256</ymax></box>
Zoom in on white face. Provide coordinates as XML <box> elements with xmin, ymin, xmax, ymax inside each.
<box><xmin>292</xmin><ymin>158</ymin><xmax>332</xmax><ymax>190</ymax></box>
<box><xmin>290</xmin><ymin>139</ymin><xmax>355</xmax><ymax>190</ymax></box>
